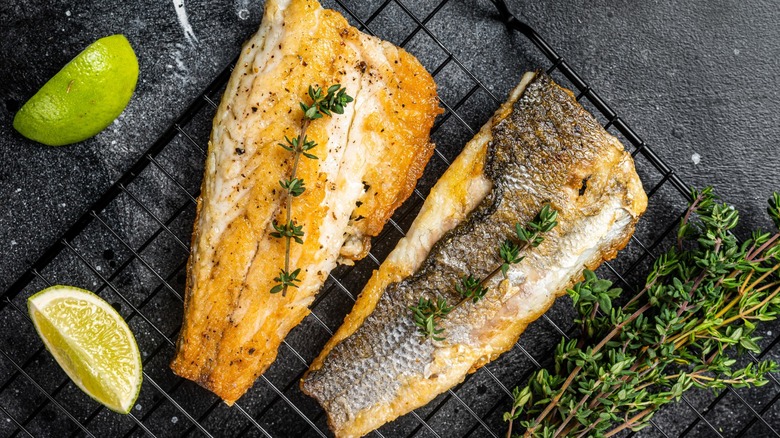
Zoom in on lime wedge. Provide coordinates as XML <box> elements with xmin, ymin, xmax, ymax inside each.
<box><xmin>27</xmin><ymin>285</ymin><xmax>142</xmax><ymax>413</ymax></box>
<box><xmin>13</xmin><ymin>34</ymin><xmax>138</xmax><ymax>146</ymax></box>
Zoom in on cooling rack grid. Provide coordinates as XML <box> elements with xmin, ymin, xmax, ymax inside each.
<box><xmin>1</xmin><ymin>0</ymin><xmax>778</xmax><ymax>436</ymax></box>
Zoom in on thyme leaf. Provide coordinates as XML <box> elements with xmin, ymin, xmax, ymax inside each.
<box><xmin>456</xmin><ymin>275</ymin><xmax>489</xmax><ymax>303</ymax></box>
<box><xmin>409</xmin><ymin>297</ymin><xmax>453</xmax><ymax>342</ymax></box>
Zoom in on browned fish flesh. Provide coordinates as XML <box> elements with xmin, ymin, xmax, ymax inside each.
<box><xmin>301</xmin><ymin>71</ymin><xmax>648</xmax><ymax>437</ymax></box>
<box><xmin>170</xmin><ymin>0</ymin><xmax>441</xmax><ymax>405</ymax></box>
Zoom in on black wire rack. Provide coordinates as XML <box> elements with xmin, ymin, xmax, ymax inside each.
<box><xmin>2</xmin><ymin>0</ymin><xmax>779</xmax><ymax>437</ymax></box>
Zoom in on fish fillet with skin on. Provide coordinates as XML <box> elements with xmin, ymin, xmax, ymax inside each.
<box><xmin>171</xmin><ymin>0</ymin><xmax>441</xmax><ymax>404</ymax></box>
<box><xmin>302</xmin><ymin>71</ymin><xmax>648</xmax><ymax>437</ymax></box>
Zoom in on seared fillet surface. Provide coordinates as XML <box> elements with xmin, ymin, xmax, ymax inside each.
<box><xmin>302</xmin><ymin>71</ymin><xmax>648</xmax><ymax>437</ymax></box>
<box><xmin>171</xmin><ymin>0</ymin><xmax>440</xmax><ymax>404</ymax></box>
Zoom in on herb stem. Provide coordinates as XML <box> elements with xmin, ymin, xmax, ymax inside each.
<box><xmin>412</xmin><ymin>205</ymin><xmax>558</xmax><ymax>340</ymax></box>
<box><xmin>739</xmin><ymin>270</ymin><xmax>755</xmax><ymax>295</ymax></box>
<box><xmin>667</xmin><ymin>272</ymin><xmax>780</xmax><ymax>350</ymax></box>
<box><xmin>270</xmin><ymin>84</ymin><xmax>353</xmax><ymax>295</ymax></box>
<box><xmin>450</xmin><ymin>241</ymin><xmax>531</xmax><ymax>315</ymax></box>
<box><xmin>526</xmin><ymin>301</ymin><xmax>652</xmax><ymax>436</ymax></box>
<box><xmin>716</xmin><ymin>279</ymin><xmax>780</xmax><ymax>320</ymax></box>
<box><xmin>574</xmin><ymin>419</ymin><xmax>601</xmax><ymax>438</ymax></box>
<box><xmin>603</xmin><ymin>408</ymin><xmax>654</xmax><ymax>437</ymax></box>
<box><xmin>744</xmin><ymin>263</ymin><xmax>780</xmax><ymax>295</ymax></box>
<box><xmin>623</xmin><ymin>272</ymin><xmax>659</xmax><ymax>309</ymax></box>
<box><xmin>575</xmin><ymin>405</ymin><xmax>622</xmax><ymax>438</ymax></box>
<box><xmin>525</xmin><ymin>366</ymin><xmax>580</xmax><ymax>436</ymax></box>
<box><xmin>677</xmin><ymin>190</ymin><xmax>706</xmax><ymax>250</ymax></box>
<box><xmin>592</xmin><ymin>302</ymin><xmax>652</xmax><ymax>358</ymax></box>
<box><xmin>719</xmin><ymin>282</ymin><xmax>780</xmax><ymax>327</ymax></box>
<box><xmin>553</xmin><ymin>393</ymin><xmax>590</xmax><ymax>437</ymax></box>
<box><xmin>506</xmin><ymin>189</ymin><xmax>780</xmax><ymax>438</ymax></box>
<box><xmin>506</xmin><ymin>407</ymin><xmax>517</xmax><ymax>438</ymax></box>
<box><xmin>279</xmin><ymin>119</ymin><xmax>310</xmax><ymax>297</ymax></box>
<box><xmin>747</xmin><ymin>232</ymin><xmax>780</xmax><ymax>261</ymax></box>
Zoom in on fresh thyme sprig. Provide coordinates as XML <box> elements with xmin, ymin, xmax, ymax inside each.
<box><xmin>409</xmin><ymin>205</ymin><xmax>558</xmax><ymax>340</ymax></box>
<box><xmin>270</xmin><ymin>84</ymin><xmax>354</xmax><ymax>296</ymax></box>
<box><xmin>410</xmin><ymin>297</ymin><xmax>453</xmax><ymax>342</ymax></box>
<box><xmin>504</xmin><ymin>188</ymin><xmax>780</xmax><ymax>438</ymax></box>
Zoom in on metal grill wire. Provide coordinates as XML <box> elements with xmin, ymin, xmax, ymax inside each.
<box><xmin>0</xmin><ymin>0</ymin><xmax>778</xmax><ymax>436</ymax></box>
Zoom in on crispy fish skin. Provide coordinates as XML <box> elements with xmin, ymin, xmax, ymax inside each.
<box><xmin>302</xmin><ymin>71</ymin><xmax>648</xmax><ymax>437</ymax></box>
<box><xmin>171</xmin><ymin>0</ymin><xmax>440</xmax><ymax>405</ymax></box>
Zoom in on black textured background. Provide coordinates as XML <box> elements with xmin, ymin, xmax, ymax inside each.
<box><xmin>1</xmin><ymin>0</ymin><xmax>779</xmax><ymax>437</ymax></box>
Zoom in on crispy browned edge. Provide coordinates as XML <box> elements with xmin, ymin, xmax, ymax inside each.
<box><xmin>301</xmin><ymin>71</ymin><xmax>648</xmax><ymax>436</ymax></box>
<box><xmin>171</xmin><ymin>0</ymin><xmax>442</xmax><ymax>403</ymax></box>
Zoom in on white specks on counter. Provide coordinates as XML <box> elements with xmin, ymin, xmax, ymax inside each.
<box><xmin>691</xmin><ymin>153</ymin><xmax>701</xmax><ymax>165</ymax></box>
<box><xmin>734</xmin><ymin>48</ymin><xmax>741</xmax><ymax>55</ymax></box>
<box><xmin>65</xmin><ymin>10</ymin><xmax>71</xmax><ymax>17</ymax></box>
<box><xmin>10</xmin><ymin>241</ymin><xmax>16</xmax><ymax>246</ymax></box>
<box><xmin>169</xmin><ymin>45</ymin><xmax>193</xmax><ymax>85</ymax></box>
<box><xmin>235</xmin><ymin>0</ymin><xmax>250</xmax><ymax>20</ymax></box>
<box><xmin>172</xmin><ymin>0</ymin><xmax>199</xmax><ymax>47</ymax></box>
<box><xmin>135</xmin><ymin>404</ymin><xmax>142</xmax><ymax>411</ymax></box>
<box><xmin>171</xmin><ymin>417</ymin><xmax>179</xmax><ymax>424</ymax></box>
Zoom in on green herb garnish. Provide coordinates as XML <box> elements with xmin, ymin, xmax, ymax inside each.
<box><xmin>271</xmin><ymin>84</ymin><xmax>353</xmax><ymax>296</ymax></box>
<box><xmin>505</xmin><ymin>188</ymin><xmax>780</xmax><ymax>438</ymax></box>
<box><xmin>410</xmin><ymin>204</ymin><xmax>558</xmax><ymax>340</ymax></box>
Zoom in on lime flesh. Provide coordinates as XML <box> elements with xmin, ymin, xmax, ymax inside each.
<box><xmin>27</xmin><ymin>285</ymin><xmax>142</xmax><ymax>413</ymax></box>
<box><xmin>13</xmin><ymin>34</ymin><xmax>138</xmax><ymax>146</ymax></box>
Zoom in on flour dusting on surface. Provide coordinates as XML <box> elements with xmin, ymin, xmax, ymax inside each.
<box><xmin>173</xmin><ymin>0</ymin><xmax>199</xmax><ymax>47</ymax></box>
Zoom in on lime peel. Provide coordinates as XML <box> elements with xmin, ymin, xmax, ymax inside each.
<box><xmin>13</xmin><ymin>34</ymin><xmax>138</xmax><ymax>146</ymax></box>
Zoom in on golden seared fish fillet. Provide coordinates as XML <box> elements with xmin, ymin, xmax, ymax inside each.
<box><xmin>171</xmin><ymin>0</ymin><xmax>441</xmax><ymax>404</ymax></box>
<box><xmin>301</xmin><ymin>71</ymin><xmax>648</xmax><ymax>437</ymax></box>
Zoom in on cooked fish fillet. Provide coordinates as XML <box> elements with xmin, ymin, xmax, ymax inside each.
<box><xmin>171</xmin><ymin>0</ymin><xmax>440</xmax><ymax>404</ymax></box>
<box><xmin>301</xmin><ymin>71</ymin><xmax>648</xmax><ymax>437</ymax></box>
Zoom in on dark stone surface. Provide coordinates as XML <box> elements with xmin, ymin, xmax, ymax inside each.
<box><xmin>0</xmin><ymin>0</ymin><xmax>259</xmax><ymax>294</ymax></box>
<box><xmin>1</xmin><ymin>0</ymin><xmax>779</xmax><ymax>436</ymax></box>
